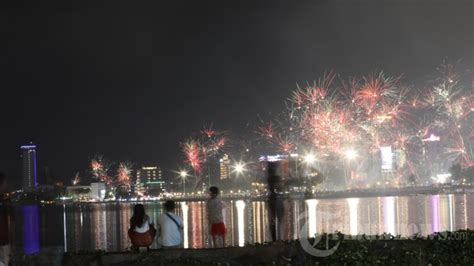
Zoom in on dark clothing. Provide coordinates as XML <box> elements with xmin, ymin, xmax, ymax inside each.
<box><xmin>0</xmin><ymin>204</ymin><xmax>8</xmax><ymax>246</ymax></box>
<box><xmin>267</xmin><ymin>167</ymin><xmax>284</xmax><ymax>241</ymax></box>
<box><xmin>268</xmin><ymin>194</ymin><xmax>284</xmax><ymax>241</ymax></box>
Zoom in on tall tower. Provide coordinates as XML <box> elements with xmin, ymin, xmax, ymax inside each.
<box><xmin>21</xmin><ymin>144</ymin><xmax>37</xmax><ymax>192</ymax></box>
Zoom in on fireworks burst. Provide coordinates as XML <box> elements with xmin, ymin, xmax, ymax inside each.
<box><xmin>181</xmin><ymin>61</ymin><xmax>472</xmax><ymax>187</ymax></box>
<box><xmin>181</xmin><ymin>126</ymin><xmax>229</xmax><ymax>188</ymax></box>
<box><xmin>267</xmin><ymin>63</ymin><xmax>472</xmax><ymax>183</ymax></box>
<box><xmin>182</xmin><ymin>139</ymin><xmax>203</xmax><ymax>174</ymax></box>
<box><xmin>72</xmin><ymin>172</ymin><xmax>80</xmax><ymax>185</ymax></box>
<box><xmin>90</xmin><ymin>154</ymin><xmax>112</xmax><ymax>185</ymax></box>
<box><xmin>117</xmin><ymin>162</ymin><xmax>133</xmax><ymax>187</ymax></box>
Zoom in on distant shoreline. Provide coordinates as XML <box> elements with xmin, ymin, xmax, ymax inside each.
<box><xmin>7</xmin><ymin>184</ymin><xmax>474</xmax><ymax>206</ymax></box>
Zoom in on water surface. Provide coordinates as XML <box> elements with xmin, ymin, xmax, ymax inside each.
<box><xmin>8</xmin><ymin>193</ymin><xmax>474</xmax><ymax>253</ymax></box>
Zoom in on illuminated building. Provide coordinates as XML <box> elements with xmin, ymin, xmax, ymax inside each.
<box><xmin>66</xmin><ymin>185</ymin><xmax>91</xmax><ymax>200</ymax></box>
<box><xmin>137</xmin><ymin>166</ymin><xmax>162</xmax><ymax>181</ymax></box>
<box><xmin>219</xmin><ymin>154</ymin><xmax>231</xmax><ymax>180</ymax></box>
<box><xmin>136</xmin><ymin>166</ymin><xmax>165</xmax><ymax>195</ymax></box>
<box><xmin>380</xmin><ymin>146</ymin><xmax>394</xmax><ymax>172</ymax></box>
<box><xmin>90</xmin><ymin>182</ymin><xmax>106</xmax><ymax>200</ymax></box>
<box><xmin>21</xmin><ymin>144</ymin><xmax>37</xmax><ymax>192</ymax></box>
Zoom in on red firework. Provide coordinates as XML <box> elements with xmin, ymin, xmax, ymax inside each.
<box><xmin>183</xmin><ymin>139</ymin><xmax>203</xmax><ymax>173</ymax></box>
<box><xmin>117</xmin><ymin>162</ymin><xmax>132</xmax><ymax>186</ymax></box>
<box><xmin>257</xmin><ymin>122</ymin><xmax>274</xmax><ymax>140</ymax></box>
<box><xmin>201</xmin><ymin>126</ymin><xmax>216</xmax><ymax>138</ymax></box>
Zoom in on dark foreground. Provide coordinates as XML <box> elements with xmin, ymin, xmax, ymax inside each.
<box><xmin>11</xmin><ymin>230</ymin><xmax>474</xmax><ymax>265</ymax></box>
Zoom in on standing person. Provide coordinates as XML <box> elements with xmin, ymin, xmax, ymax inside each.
<box><xmin>207</xmin><ymin>186</ymin><xmax>226</xmax><ymax>247</ymax></box>
<box><xmin>157</xmin><ymin>200</ymin><xmax>183</xmax><ymax>249</ymax></box>
<box><xmin>267</xmin><ymin>161</ymin><xmax>284</xmax><ymax>241</ymax></box>
<box><xmin>128</xmin><ymin>204</ymin><xmax>156</xmax><ymax>250</ymax></box>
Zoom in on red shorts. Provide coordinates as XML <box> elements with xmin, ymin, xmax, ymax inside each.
<box><xmin>211</xmin><ymin>222</ymin><xmax>226</xmax><ymax>236</ymax></box>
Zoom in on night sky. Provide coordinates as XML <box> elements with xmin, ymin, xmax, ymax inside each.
<box><xmin>0</xmin><ymin>0</ymin><xmax>472</xmax><ymax>189</ymax></box>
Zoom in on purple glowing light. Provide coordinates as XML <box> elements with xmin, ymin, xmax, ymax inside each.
<box><xmin>20</xmin><ymin>145</ymin><xmax>36</xmax><ymax>149</ymax></box>
<box><xmin>22</xmin><ymin>205</ymin><xmax>40</xmax><ymax>254</ymax></box>
<box><xmin>431</xmin><ymin>195</ymin><xmax>440</xmax><ymax>233</ymax></box>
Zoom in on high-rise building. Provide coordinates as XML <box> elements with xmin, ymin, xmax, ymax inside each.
<box><xmin>136</xmin><ymin>166</ymin><xmax>165</xmax><ymax>195</ymax></box>
<box><xmin>219</xmin><ymin>154</ymin><xmax>231</xmax><ymax>180</ymax></box>
<box><xmin>136</xmin><ymin>166</ymin><xmax>162</xmax><ymax>182</ymax></box>
<box><xmin>21</xmin><ymin>144</ymin><xmax>37</xmax><ymax>192</ymax></box>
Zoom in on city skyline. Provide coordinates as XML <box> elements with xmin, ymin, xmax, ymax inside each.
<box><xmin>1</xmin><ymin>1</ymin><xmax>472</xmax><ymax>189</ymax></box>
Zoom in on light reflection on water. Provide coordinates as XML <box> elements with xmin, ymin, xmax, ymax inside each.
<box><xmin>9</xmin><ymin>194</ymin><xmax>474</xmax><ymax>252</ymax></box>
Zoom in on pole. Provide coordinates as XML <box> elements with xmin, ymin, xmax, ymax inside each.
<box><xmin>208</xmin><ymin>164</ymin><xmax>211</xmax><ymax>189</ymax></box>
<box><xmin>183</xmin><ymin>178</ymin><xmax>186</xmax><ymax>194</ymax></box>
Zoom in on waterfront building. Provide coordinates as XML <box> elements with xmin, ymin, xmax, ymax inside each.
<box><xmin>219</xmin><ymin>154</ymin><xmax>231</xmax><ymax>179</ymax></box>
<box><xmin>90</xmin><ymin>182</ymin><xmax>106</xmax><ymax>200</ymax></box>
<box><xmin>21</xmin><ymin>144</ymin><xmax>37</xmax><ymax>192</ymax></box>
<box><xmin>136</xmin><ymin>166</ymin><xmax>165</xmax><ymax>195</ymax></box>
<box><xmin>65</xmin><ymin>185</ymin><xmax>91</xmax><ymax>200</ymax></box>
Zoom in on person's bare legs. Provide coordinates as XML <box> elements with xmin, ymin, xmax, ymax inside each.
<box><xmin>212</xmin><ymin>235</ymin><xmax>217</xmax><ymax>248</ymax></box>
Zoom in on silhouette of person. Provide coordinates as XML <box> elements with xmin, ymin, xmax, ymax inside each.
<box><xmin>266</xmin><ymin>162</ymin><xmax>284</xmax><ymax>241</ymax></box>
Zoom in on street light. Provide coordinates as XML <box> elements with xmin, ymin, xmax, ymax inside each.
<box><xmin>179</xmin><ymin>170</ymin><xmax>188</xmax><ymax>178</ymax></box>
<box><xmin>303</xmin><ymin>153</ymin><xmax>316</xmax><ymax>164</ymax></box>
<box><xmin>232</xmin><ymin>162</ymin><xmax>246</xmax><ymax>175</ymax></box>
<box><xmin>179</xmin><ymin>170</ymin><xmax>188</xmax><ymax>194</ymax></box>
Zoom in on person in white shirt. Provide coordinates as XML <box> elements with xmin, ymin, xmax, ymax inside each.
<box><xmin>207</xmin><ymin>186</ymin><xmax>226</xmax><ymax>247</ymax></box>
<box><xmin>128</xmin><ymin>204</ymin><xmax>156</xmax><ymax>250</ymax></box>
<box><xmin>157</xmin><ymin>200</ymin><xmax>183</xmax><ymax>249</ymax></box>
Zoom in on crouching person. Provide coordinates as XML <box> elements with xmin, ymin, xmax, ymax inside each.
<box><xmin>128</xmin><ymin>204</ymin><xmax>156</xmax><ymax>250</ymax></box>
<box><xmin>158</xmin><ymin>200</ymin><xmax>183</xmax><ymax>249</ymax></box>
